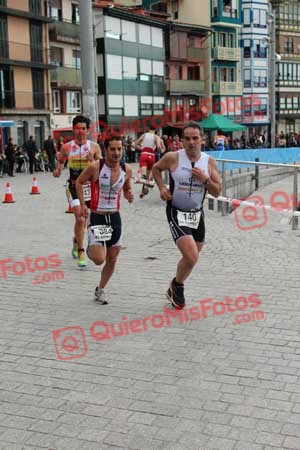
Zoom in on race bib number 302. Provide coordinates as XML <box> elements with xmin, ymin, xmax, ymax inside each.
<box><xmin>91</xmin><ymin>225</ymin><xmax>113</xmax><ymax>242</ymax></box>
<box><xmin>177</xmin><ymin>211</ymin><xmax>201</xmax><ymax>229</ymax></box>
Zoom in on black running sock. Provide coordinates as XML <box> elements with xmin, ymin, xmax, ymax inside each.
<box><xmin>174</xmin><ymin>278</ymin><xmax>184</xmax><ymax>287</ymax></box>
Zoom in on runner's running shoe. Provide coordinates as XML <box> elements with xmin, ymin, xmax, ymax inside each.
<box><xmin>94</xmin><ymin>287</ymin><xmax>109</xmax><ymax>305</ymax></box>
<box><xmin>72</xmin><ymin>238</ymin><xmax>78</xmax><ymax>259</ymax></box>
<box><xmin>166</xmin><ymin>278</ymin><xmax>185</xmax><ymax>309</ymax></box>
<box><xmin>77</xmin><ymin>249</ymin><xmax>87</xmax><ymax>268</ymax></box>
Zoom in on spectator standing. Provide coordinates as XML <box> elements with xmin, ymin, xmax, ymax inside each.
<box><xmin>23</xmin><ymin>136</ymin><xmax>38</xmax><ymax>174</ymax></box>
<box><xmin>5</xmin><ymin>138</ymin><xmax>16</xmax><ymax>177</ymax></box>
<box><xmin>43</xmin><ymin>135</ymin><xmax>56</xmax><ymax>172</ymax></box>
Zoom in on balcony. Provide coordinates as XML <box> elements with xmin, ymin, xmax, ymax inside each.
<box><xmin>50</xmin><ymin>66</ymin><xmax>82</xmax><ymax>87</ymax></box>
<box><xmin>0</xmin><ymin>40</ymin><xmax>51</xmax><ymax>69</ymax></box>
<box><xmin>187</xmin><ymin>47</ymin><xmax>207</xmax><ymax>60</ymax></box>
<box><xmin>212</xmin><ymin>81</ymin><xmax>242</xmax><ymax>95</ymax></box>
<box><xmin>49</xmin><ymin>20</ymin><xmax>80</xmax><ymax>44</ymax></box>
<box><xmin>168</xmin><ymin>80</ymin><xmax>206</xmax><ymax>95</ymax></box>
<box><xmin>213</xmin><ymin>47</ymin><xmax>240</xmax><ymax>61</ymax></box>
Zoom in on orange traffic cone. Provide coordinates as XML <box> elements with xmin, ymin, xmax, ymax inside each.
<box><xmin>65</xmin><ymin>203</ymin><xmax>73</xmax><ymax>214</ymax></box>
<box><xmin>2</xmin><ymin>182</ymin><xmax>15</xmax><ymax>203</ymax></box>
<box><xmin>30</xmin><ymin>177</ymin><xmax>40</xmax><ymax>195</ymax></box>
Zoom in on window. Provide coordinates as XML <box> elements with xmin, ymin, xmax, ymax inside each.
<box><xmin>228</xmin><ymin>68</ymin><xmax>235</xmax><ymax>82</ymax></box>
<box><xmin>253</xmin><ymin>9</ymin><xmax>267</xmax><ymax>28</ymax></box>
<box><xmin>244</xmin><ymin>9</ymin><xmax>250</xmax><ymax>26</ymax></box>
<box><xmin>72</xmin><ymin>49</ymin><xmax>81</xmax><ymax>68</ymax></box>
<box><xmin>123</xmin><ymin>56</ymin><xmax>137</xmax><ymax>79</ymax></box>
<box><xmin>212</xmin><ymin>0</ymin><xmax>218</xmax><ymax>17</ymax></box>
<box><xmin>121</xmin><ymin>20</ymin><xmax>136</xmax><ymax>43</ymax></box>
<box><xmin>52</xmin><ymin>90</ymin><xmax>61</xmax><ymax>113</ymax></box>
<box><xmin>47</xmin><ymin>0</ymin><xmax>62</xmax><ymax>20</ymax></box>
<box><xmin>50</xmin><ymin>47</ymin><xmax>63</xmax><ymax>66</ymax></box>
<box><xmin>152</xmin><ymin>60</ymin><xmax>164</xmax><ymax>79</ymax></box>
<box><xmin>223</xmin><ymin>0</ymin><xmax>238</xmax><ymax>18</ymax></box>
<box><xmin>17</xmin><ymin>121</ymin><xmax>28</xmax><ymax>146</ymax></box>
<box><xmin>254</xmin><ymin>97</ymin><xmax>267</xmax><ymax>116</ymax></box>
<box><xmin>220</xmin><ymin>67</ymin><xmax>227</xmax><ymax>81</ymax></box>
<box><xmin>72</xmin><ymin>4</ymin><xmax>79</xmax><ymax>24</ymax></box>
<box><xmin>187</xmin><ymin>66</ymin><xmax>200</xmax><ymax>80</ymax></box>
<box><xmin>228</xmin><ymin>34</ymin><xmax>235</xmax><ymax>48</ymax></box>
<box><xmin>0</xmin><ymin>0</ymin><xmax>7</xmax><ymax>6</ymax></box>
<box><xmin>213</xmin><ymin>67</ymin><xmax>218</xmax><ymax>82</ymax></box>
<box><xmin>0</xmin><ymin>14</ymin><xmax>8</xmax><ymax>58</ymax></box>
<box><xmin>253</xmin><ymin>69</ymin><xmax>267</xmax><ymax>87</ymax></box>
<box><xmin>151</xmin><ymin>27</ymin><xmax>163</xmax><ymax>48</ymax></box>
<box><xmin>34</xmin><ymin>120</ymin><xmax>44</xmax><ymax>149</ymax></box>
<box><xmin>244</xmin><ymin>69</ymin><xmax>251</xmax><ymax>87</ymax></box>
<box><xmin>105</xmin><ymin>16</ymin><xmax>121</xmax><ymax>39</ymax></box>
<box><xmin>0</xmin><ymin>66</ymin><xmax>14</xmax><ymax>108</ymax></box>
<box><xmin>108</xmin><ymin>94</ymin><xmax>123</xmax><ymax>116</ymax></box>
<box><xmin>30</xmin><ymin>22</ymin><xmax>43</xmax><ymax>63</ymax></box>
<box><xmin>32</xmin><ymin>68</ymin><xmax>45</xmax><ymax>109</ymax></box>
<box><xmin>107</xmin><ymin>55</ymin><xmax>122</xmax><ymax>79</ymax></box>
<box><xmin>284</xmin><ymin>37</ymin><xmax>294</xmax><ymax>53</ymax></box>
<box><xmin>220</xmin><ymin>33</ymin><xmax>226</xmax><ymax>47</ymax></box>
<box><xmin>140</xmin><ymin>96</ymin><xmax>153</xmax><ymax>116</ymax></box>
<box><xmin>138</xmin><ymin>24</ymin><xmax>151</xmax><ymax>45</ymax></box>
<box><xmin>139</xmin><ymin>59</ymin><xmax>152</xmax><ymax>81</ymax></box>
<box><xmin>29</xmin><ymin>0</ymin><xmax>41</xmax><ymax>15</ymax></box>
<box><xmin>67</xmin><ymin>91</ymin><xmax>81</xmax><ymax>113</ymax></box>
<box><xmin>124</xmin><ymin>95</ymin><xmax>138</xmax><ymax>116</ymax></box>
<box><xmin>243</xmin><ymin>39</ymin><xmax>251</xmax><ymax>58</ymax></box>
<box><xmin>253</xmin><ymin>41</ymin><xmax>267</xmax><ymax>58</ymax></box>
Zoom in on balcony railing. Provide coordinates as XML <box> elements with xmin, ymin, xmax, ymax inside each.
<box><xmin>49</xmin><ymin>20</ymin><xmax>80</xmax><ymax>43</ymax></box>
<box><xmin>0</xmin><ymin>91</ymin><xmax>49</xmax><ymax>110</ymax></box>
<box><xmin>50</xmin><ymin>66</ymin><xmax>82</xmax><ymax>87</ymax></box>
<box><xmin>187</xmin><ymin>47</ymin><xmax>207</xmax><ymax>60</ymax></box>
<box><xmin>212</xmin><ymin>81</ymin><xmax>242</xmax><ymax>95</ymax></box>
<box><xmin>213</xmin><ymin>47</ymin><xmax>240</xmax><ymax>61</ymax></box>
<box><xmin>168</xmin><ymin>79</ymin><xmax>206</xmax><ymax>94</ymax></box>
<box><xmin>0</xmin><ymin>40</ymin><xmax>49</xmax><ymax>64</ymax></box>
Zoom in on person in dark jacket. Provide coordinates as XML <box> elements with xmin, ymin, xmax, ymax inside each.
<box><xmin>23</xmin><ymin>136</ymin><xmax>38</xmax><ymax>174</ymax></box>
<box><xmin>5</xmin><ymin>138</ymin><xmax>16</xmax><ymax>177</ymax></box>
<box><xmin>43</xmin><ymin>135</ymin><xmax>56</xmax><ymax>172</ymax></box>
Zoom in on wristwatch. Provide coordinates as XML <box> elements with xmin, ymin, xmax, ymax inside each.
<box><xmin>203</xmin><ymin>177</ymin><xmax>211</xmax><ymax>186</ymax></box>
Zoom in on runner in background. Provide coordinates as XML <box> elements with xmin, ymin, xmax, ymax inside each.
<box><xmin>214</xmin><ymin>129</ymin><xmax>229</xmax><ymax>151</ymax></box>
<box><xmin>53</xmin><ymin>115</ymin><xmax>101</xmax><ymax>268</ymax></box>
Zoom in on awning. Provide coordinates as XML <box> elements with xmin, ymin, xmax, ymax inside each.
<box><xmin>200</xmin><ymin>114</ymin><xmax>246</xmax><ymax>132</ymax></box>
<box><xmin>0</xmin><ymin>120</ymin><xmax>15</xmax><ymax>127</ymax></box>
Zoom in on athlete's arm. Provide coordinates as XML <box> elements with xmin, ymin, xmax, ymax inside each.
<box><xmin>123</xmin><ymin>165</ymin><xmax>134</xmax><ymax>203</ymax></box>
<box><xmin>91</xmin><ymin>142</ymin><xmax>101</xmax><ymax>161</ymax></box>
<box><xmin>207</xmin><ymin>157</ymin><xmax>222</xmax><ymax>197</ymax></box>
<box><xmin>53</xmin><ymin>144</ymin><xmax>69</xmax><ymax>177</ymax></box>
<box><xmin>134</xmin><ymin>134</ymin><xmax>144</xmax><ymax>151</ymax></box>
<box><xmin>152</xmin><ymin>152</ymin><xmax>177</xmax><ymax>201</ymax></box>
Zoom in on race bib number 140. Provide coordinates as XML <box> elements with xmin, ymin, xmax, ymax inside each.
<box><xmin>177</xmin><ymin>211</ymin><xmax>201</xmax><ymax>229</ymax></box>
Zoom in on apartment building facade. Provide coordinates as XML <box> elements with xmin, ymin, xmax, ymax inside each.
<box><xmin>142</xmin><ymin>0</ymin><xmax>211</xmax><ymax>133</ymax></box>
<box><xmin>93</xmin><ymin>4</ymin><xmax>166</xmax><ymax>136</ymax></box>
<box><xmin>272</xmin><ymin>0</ymin><xmax>300</xmax><ymax>134</ymax></box>
<box><xmin>241</xmin><ymin>0</ymin><xmax>270</xmax><ymax>133</ymax></box>
<box><xmin>0</xmin><ymin>0</ymin><xmax>52</xmax><ymax>147</ymax></box>
<box><xmin>48</xmin><ymin>0</ymin><xmax>82</xmax><ymax>131</ymax></box>
<box><xmin>211</xmin><ymin>0</ymin><xmax>243</xmax><ymax>122</ymax></box>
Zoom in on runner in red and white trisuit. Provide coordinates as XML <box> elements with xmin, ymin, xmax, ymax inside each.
<box><xmin>135</xmin><ymin>126</ymin><xmax>164</xmax><ymax>198</ymax></box>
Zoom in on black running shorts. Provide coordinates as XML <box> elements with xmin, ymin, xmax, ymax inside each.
<box><xmin>87</xmin><ymin>211</ymin><xmax>122</xmax><ymax>247</ymax></box>
<box><xmin>166</xmin><ymin>205</ymin><xmax>205</xmax><ymax>243</ymax></box>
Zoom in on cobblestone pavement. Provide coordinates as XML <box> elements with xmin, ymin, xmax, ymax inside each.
<box><xmin>0</xmin><ymin>167</ymin><xmax>300</xmax><ymax>450</ymax></box>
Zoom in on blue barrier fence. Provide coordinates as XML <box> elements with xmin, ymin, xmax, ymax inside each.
<box><xmin>206</xmin><ymin>147</ymin><xmax>300</xmax><ymax>171</ymax></box>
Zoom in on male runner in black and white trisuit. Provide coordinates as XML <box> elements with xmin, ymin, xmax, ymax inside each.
<box><xmin>152</xmin><ymin>123</ymin><xmax>221</xmax><ymax>309</ymax></box>
<box><xmin>76</xmin><ymin>136</ymin><xmax>134</xmax><ymax>304</ymax></box>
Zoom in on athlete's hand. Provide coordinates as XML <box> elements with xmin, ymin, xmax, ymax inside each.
<box><xmin>160</xmin><ymin>186</ymin><xmax>172</xmax><ymax>201</ymax></box>
<box><xmin>125</xmin><ymin>189</ymin><xmax>134</xmax><ymax>203</ymax></box>
<box><xmin>191</xmin><ymin>167</ymin><xmax>208</xmax><ymax>183</ymax></box>
<box><xmin>53</xmin><ymin>167</ymin><xmax>61</xmax><ymax>178</ymax></box>
<box><xmin>81</xmin><ymin>204</ymin><xmax>89</xmax><ymax>218</ymax></box>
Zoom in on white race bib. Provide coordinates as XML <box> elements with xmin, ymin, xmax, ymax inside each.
<box><xmin>177</xmin><ymin>210</ymin><xmax>201</xmax><ymax>229</ymax></box>
<box><xmin>83</xmin><ymin>184</ymin><xmax>91</xmax><ymax>201</ymax></box>
<box><xmin>91</xmin><ymin>225</ymin><xmax>113</xmax><ymax>242</ymax></box>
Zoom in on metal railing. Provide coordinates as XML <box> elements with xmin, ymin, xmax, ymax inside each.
<box><xmin>216</xmin><ymin>158</ymin><xmax>300</xmax><ymax>230</ymax></box>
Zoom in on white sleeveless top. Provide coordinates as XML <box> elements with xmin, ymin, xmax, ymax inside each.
<box><xmin>90</xmin><ymin>162</ymin><xmax>126</xmax><ymax>212</ymax></box>
<box><xmin>169</xmin><ymin>149</ymin><xmax>210</xmax><ymax>211</ymax></box>
<box><xmin>141</xmin><ymin>132</ymin><xmax>156</xmax><ymax>154</ymax></box>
